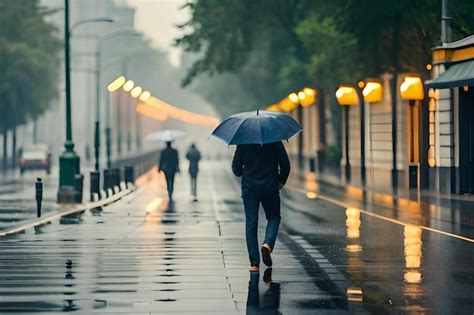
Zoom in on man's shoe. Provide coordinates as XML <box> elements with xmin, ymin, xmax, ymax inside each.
<box><xmin>249</xmin><ymin>265</ymin><xmax>259</xmax><ymax>272</ymax></box>
<box><xmin>261</xmin><ymin>245</ymin><xmax>272</xmax><ymax>267</ymax></box>
<box><xmin>263</xmin><ymin>267</ymin><xmax>273</xmax><ymax>284</ymax></box>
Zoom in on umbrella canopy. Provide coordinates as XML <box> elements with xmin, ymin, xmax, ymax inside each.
<box><xmin>145</xmin><ymin>130</ymin><xmax>187</xmax><ymax>142</ymax></box>
<box><xmin>211</xmin><ymin>110</ymin><xmax>302</xmax><ymax>145</ymax></box>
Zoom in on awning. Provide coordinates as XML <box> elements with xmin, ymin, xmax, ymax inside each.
<box><xmin>426</xmin><ymin>60</ymin><xmax>474</xmax><ymax>89</ymax></box>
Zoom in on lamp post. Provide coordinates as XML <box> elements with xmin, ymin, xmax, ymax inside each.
<box><xmin>94</xmin><ymin>31</ymin><xmax>139</xmax><ymax>171</ymax></box>
<box><xmin>57</xmin><ymin>0</ymin><xmax>114</xmax><ymax>203</ymax></box>
<box><xmin>335</xmin><ymin>85</ymin><xmax>359</xmax><ymax>183</ymax></box>
<box><xmin>122</xmin><ymin>80</ymin><xmax>135</xmax><ymax>153</ymax></box>
<box><xmin>106</xmin><ymin>75</ymin><xmax>126</xmax><ymax>169</ymax></box>
<box><xmin>130</xmin><ymin>86</ymin><xmax>143</xmax><ymax>150</ymax></box>
<box><xmin>362</xmin><ymin>80</ymin><xmax>383</xmax><ymax>186</ymax></box>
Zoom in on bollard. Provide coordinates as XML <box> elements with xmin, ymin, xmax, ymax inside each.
<box><xmin>74</xmin><ymin>174</ymin><xmax>84</xmax><ymax>203</ymax></box>
<box><xmin>90</xmin><ymin>171</ymin><xmax>100</xmax><ymax>201</ymax></box>
<box><xmin>124</xmin><ymin>166</ymin><xmax>134</xmax><ymax>188</ymax></box>
<box><xmin>35</xmin><ymin>178</ymin><xmax>43</xmax><ymax>217</ymax></box>
<box><xmin>103</xmin><ymin>169</ymin><xmax>110</xmax><ymax>197</ymax></box>
<box><xmin>309</xmin><ymin>158</ymin><xmax>316</xmax><ymax>173</ymax></box>
<box><xmin>113</xmin><ymin>168</ymin><xmax>121</xmax><ymax>192</ymax></box>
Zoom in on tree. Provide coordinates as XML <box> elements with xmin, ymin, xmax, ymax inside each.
<box><xmin>177</xmin><ymin>0</ymin><xmax>474</xmax><ymax>151</ymax></box>
<box><xmin>0</xmin><ymin>0</ymin><xmax>60</xmax><ymax>169</ymax></box>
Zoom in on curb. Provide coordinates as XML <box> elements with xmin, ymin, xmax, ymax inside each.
<box><xmin>0</xmin><ymin>185</ymin><xmax>135</xmax><ymax>238</ymax></box>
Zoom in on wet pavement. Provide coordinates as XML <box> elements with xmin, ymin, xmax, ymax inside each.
<box><xmin>0</xmin><ymin>169</ymin><xmax>59</xmax><ymax>231</ymax></box>
<box><xmin>0</xmin><ymin>161</ymin><xmax>473</xmax><ymax>314</ymax></box>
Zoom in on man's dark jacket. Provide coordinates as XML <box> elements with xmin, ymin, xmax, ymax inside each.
<box><xmin>159</xmin><ymin>147</ymin><xmax>180</xmax><ymax>175</ymax></box>
<box><xmin>232</xmin><ymin>141</ymin><xmax>290</xmax><ymax>196</ymax></box>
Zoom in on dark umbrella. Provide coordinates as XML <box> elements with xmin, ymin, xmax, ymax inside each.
<box><xmin>211</xmin><ymin>110</ymin><xmax>302</xmax><ymax>145</ymax></box>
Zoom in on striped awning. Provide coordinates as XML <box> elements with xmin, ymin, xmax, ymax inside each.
<box><xmin>426</xmin><ymin>60</ymin><xmax>474</xmax><ymax>89</ymax></box>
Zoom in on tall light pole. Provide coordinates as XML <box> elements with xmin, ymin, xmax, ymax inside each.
<box><xmin>106</xmin><ymin>76</ymin><xmax>126</xmax><ymax>168</ymax></box>
<box><xmin>57</xmin><ymin>0</ymin><xmax>114</xmax><ymax>202</ymax></box>
<box><xmin>94</xmin><ymin>31</ymin><xmax>139</xmax><ymax>171</ymax></box>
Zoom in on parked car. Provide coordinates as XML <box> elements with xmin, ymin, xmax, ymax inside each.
<box><xmin>19</xmin><ymin>144</ymin><xmax>52</xmax><ymax>175</ymax></box>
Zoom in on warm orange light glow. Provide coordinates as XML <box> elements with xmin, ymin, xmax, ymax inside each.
<box><xmin>146</xmin><ymin>197</ymin><xmax>163</xmax><ymax>213</ymax></box>
<box><xmin>303</xmin><ymin>87</ymin><xmax>316</xmax><ymax>96</ymax></box>
<box><xmin>139</xmin><ymin>90</ymin><xmax>151</xmax><ymax>102</ymax></box>
<box><xmin>357</xmin><ymin>81</ymin><xmax>365</xmax><ymax>89</ymax></box>
<box><xmin>362</xmin><ymin>81</ymin><xmax>383</xmax><ymax>103</ymax></box>
<box><xmin>306</xmin><ymin>192</ymin><xmax>318</xmax><ymax>199</ymax></box>
<box><xmin>299</xmin><ymin>87</ymin><xmax>317</xmax><ymax>107</ymax></box>
<box><xmin>278</xmin><ymin>96</ymin><xmax>299</xmax><ymax>112</ymax></box>
<box><xmin>426</xmin><ymin>64</ymin><xmax>432</xmax><ymax>71</ymax></box>
<box><xmin>143</xmin><ymin>97</ymin><xmax>220</xmax><ymax>127</ymax></box>
<box><xmin>404</xmin><ymin>271</ymin><xmax>421</xmax><ymax>284</ymax></box>
<box><xmin>428</xmin><ymin>146</ymin><xmax>435</xmax><ymax>168</ymax></box>
<box><xmin>404</xmin><ymin>224</ymin><xmax>422</xmax><ymax>273</ymax></box>
<box><xmin>346</xmin><ymin>207</ymin><xmax>361</xmax><ymax>239</ymax></box>
<box><xmin>107</xmin><ymin>75</ymin><xmax>126</xmax><ymax>92</ymax></box>
<box><xmin>123</xmin><ymin>80</ymin><xmax>135</xmax><ymax>92</ymax></box>
<box><xmin>336</xmin><ymin>86</ymin><xmax>359</xmax><ymax>106</ymax></box>
<box><xmin>400</xmin><ymin>76</ymin><xmax>424</xmax><ymax>101</ymax></box>
<box><xmin>266</xmin><ymin>104</ymin><xmax>281</xmax><ymax>112</ymax></box>
<box><xmin>347</xmin><ymin>288</ymin><xmax>363</xmax><ymax>302</ymax></box>
<box><xmin>288</xmin><ymin>93</ymin><xmax>299</xmax><ymax>103</ymax></box>
<box><xmin>136</xmin><ymin>103</ymin><xmax>168</xmax><ymax>121</ymax></box>
<box><xmin>305</xmin><ymin>172</ymin><xmax>318</xmax><ymax>192</ymax></box>
<box><xmin>131</xmin><ymin>86</ymin><xmax>143</xmax><ymax>98</ymax></box>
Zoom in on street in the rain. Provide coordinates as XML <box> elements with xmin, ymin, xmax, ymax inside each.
<box><xmin>1</xmin><ymin>0</ymin><xmax>474</xmax><ymax>314</ymax></box>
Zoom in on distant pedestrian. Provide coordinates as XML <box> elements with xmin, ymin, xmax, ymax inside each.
<box><xmin>186</xmin><ymin>143</ymin><xmax>201</xmax><ymax>201</ymax></box>
<box><xmin>158</xmin><ymin>141</ymin><xmax>180</xmax><ymax>200</ymax></box>
<box><xmin>232</xmin><ymin>141</ymin><xmax>290</xmax><ymax>272</ymax></box>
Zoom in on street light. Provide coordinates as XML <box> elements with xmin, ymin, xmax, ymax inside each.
<box><xmin>400</xmin><ymin>75</ymin><xmax>425</xmax><ymax>189</ymax></box>
<box><xmin>336</xmin><ymin>85</ymin><xmax>359</xmax><ymax>183</ymax></box>
<box><xmin>139</xmin><ymin>90</ymin><xmax>151</xmax><ymax>102</ymax></box>
<box><xmin>130</xmin><ymin>86</ymin><xmax>143</xmax><ymax>98</ymax></box>
<box><xmin>58</xmin><ymin>0</ymin><xmax>115</xmax><ymax>203</ymax></box>
<box><xmin>94</xmin><ymin>31</ymin><xmax>139</xmax><ymax>171</ymax></box>
<box><xmin>130</xmin><ymin>86</ymin><xmax>143</xmax><ymax>149</ymax></box>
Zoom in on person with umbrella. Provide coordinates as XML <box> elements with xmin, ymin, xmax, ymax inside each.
<box><xmin>158</xmin><ymin>139</ymin><xmax>180</xmax><ymax>200</ymax></box>
<box><xmin>211</xmin><ymin>110</ymin><xmax>301</xmax><ymax>271</ymax></box>
<box><xmin>186</xmin><ymin>143</ymin><xmax>201</xmax><ymax>201</ymax></box>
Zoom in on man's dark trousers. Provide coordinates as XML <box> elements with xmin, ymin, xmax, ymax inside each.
<box><xmin>243</xmin><ymin>188</ymin><xmax>281</xmax><ymax>267</ymax></box>
<box><xmin>164</xmin><ymin>172</ymin><xmax>175</xmax><ymax>199</ymax></box>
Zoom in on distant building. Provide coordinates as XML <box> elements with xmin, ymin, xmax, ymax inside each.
<box><xmin>426</xmin><ymin>35</ymin><xmax>474</xmax><ymax>194</ymax></box>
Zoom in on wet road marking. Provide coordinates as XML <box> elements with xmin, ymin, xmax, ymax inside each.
<box><xmin>290</xmin><ymin>187</ymin><xmax>474</xmax><ymax>244</ymax></box>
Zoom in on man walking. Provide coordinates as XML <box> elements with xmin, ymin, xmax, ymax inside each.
<box><xmin>232</xmin><ymin>141</ymin><xmax>290</xmax><ymax>271</ymax></box>
<box><xmin>186</xmin><ymin>143</ymin><xmax>201</xmax><ymax>201</ymax></box>
<box><xmin>158</xmin><ymin>141</ymin><xmax>180</xmax><ymax>200</ymax></box>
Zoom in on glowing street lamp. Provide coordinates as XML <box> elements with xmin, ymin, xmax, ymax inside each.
<box><xmin>362</xmin><ymin>81</ymin><xmax>383</xmax><ymax>103</ymax></box>
<box><xmin>335</xmin><ymin>85</ymin><xmax>360</xmax><ymax>182</ymax></box>
<box><xmin>335</xmin><ymin>85</ymin><xmax>359</xmax><ymax>106</ymax></box>
<box><xmin>130</xmin><ymin>86</ymin><xmax>143</xmax><ymax>98</ymax></box>
<box><xmin>139</xmin><ymin>90</ymin><xmax>151</xmax><ymax>102</ymax></box>
<box><xmin>400</xmin><ymin>76</ymin><xmax>424</xmax><ymax>101</ymax></box>
<box><xmin>123</xmin><ymin>80</ymin><xmax>134</xmax><ymax>92</ymax></box>
<box><xmin>299</xmin><ymin>87</ymin><xmax>317</xmax><ymax>107</ymax></box>
<box><xmin>107</xmin><ymin>75</ymin><xmax>126</xmax><ymax>92</ymax></box>
<box><xmin>278</xmin><ymin>95</ymin><xmax>299</xmax><ymax>112</ymax></box>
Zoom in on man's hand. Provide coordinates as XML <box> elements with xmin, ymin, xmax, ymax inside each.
<box><xmin>278</xmin><ymin>182</ymin><xmax>285</xmax><ymax>190</ymax></box>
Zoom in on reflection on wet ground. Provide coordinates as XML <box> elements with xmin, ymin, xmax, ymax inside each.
<box><xmin>0</xmin><ymin>162</ymin><xmax>472</xmax><ymax>314</ymax></box>
<box><xmin>0</xmin><ymin>171</ymin><xmax>58</xmax><ymax>231</ymax></box>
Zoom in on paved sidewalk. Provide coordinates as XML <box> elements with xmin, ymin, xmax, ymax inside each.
<box><xmin>0</xmin><ymin>162</ymin><xmax>348</xmax><ymax>314</ymax></box>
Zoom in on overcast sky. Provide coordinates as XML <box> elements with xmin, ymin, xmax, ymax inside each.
<box><xmin>126</xmin><ymin>0</ymin><xmax>189</xmax><ymax>67</ymax></box>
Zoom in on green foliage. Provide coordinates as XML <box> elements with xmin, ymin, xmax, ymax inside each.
<box><xmin>0</xmin><ymin>0</ymin><xmax>61</xmax><ymax>130</ymax></box>
<box><xmin>296</xmin><ymin>15</ymin><xmax>360</xmax><ymax>90</ymax></box>
<box><xmin>177</xmin><ymin>0</ymin><xmax>474</xmax><ymax>134</ymax></box>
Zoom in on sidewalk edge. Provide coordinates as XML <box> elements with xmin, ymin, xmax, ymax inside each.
<box><xmin>0</xmin><ymin>186</ymin><xmax>135</xmax><ymax>238</ymax></box>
